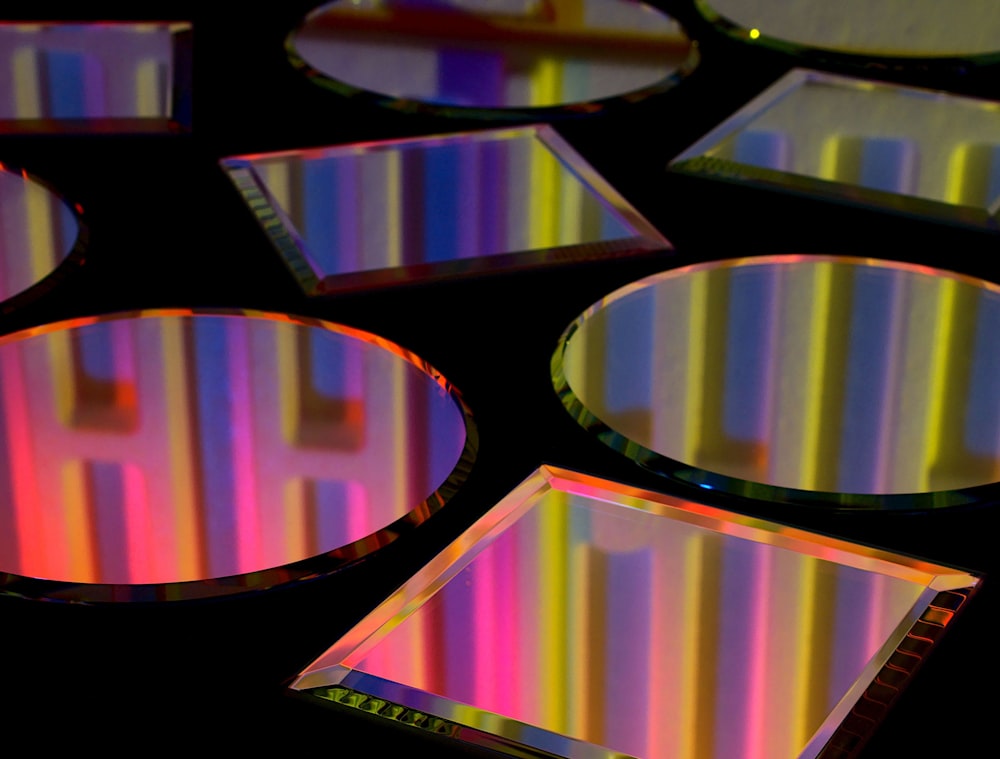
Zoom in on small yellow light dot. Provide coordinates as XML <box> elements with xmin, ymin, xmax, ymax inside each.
<box><xmin>749</xmin><ymin>28</ymin><xmax>761</xmax><ymax>39</ymax></box>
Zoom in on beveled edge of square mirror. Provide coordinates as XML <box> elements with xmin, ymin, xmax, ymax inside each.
<box><xmin>289</xmin><ymin>465</ymin><xmax>980</xmax><ymax>759</ymax></box>
<box><xmin>668</xmin><ymin>69</ymin><xmax>1000</xmax><ymax>231</ymax></box>
<box><xmin>221</xmin><ymin>124</ymin><xmax>671</xmax><ymax>296</ymax></box>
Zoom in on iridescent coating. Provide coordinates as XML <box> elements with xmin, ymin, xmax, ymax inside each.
<box><xmin>670</xmin><ymin>71</ymin><xmax>1000</xmax><ymax>228</ymax></box>
<box><xmin>0</xmin><ymin>165</ymin><xmax>82</xmax><ymax>308</ymax></box>
<box><xmin>0</xmin><ymin>22</ymin><xmax>190</xmax><ymax>129</ymax></box>
<box><xmin>553</xmin><ymin>256</ymin><xmax>1000</xmax><ymax>506</ymax></box>
<box><xmin>289</xmin><ymin>0</ymin><xmax>694</xmax><ymax>113</ymax></box>
<box><xmin>221</xmin><ymin>125</ymin><xmax>668</xmax><ymax>294</ymax></box>
<box><xmin>0</xmin><ymin>310</ymin><xmax>474</xmax><ymax>601</ymax></box>
<box><xmin>699</xmin><ymin>0</ymin><xmax>1000</xmax><ymax>58</ymax></box>
<box><xmin>293</xmin><ymin>467</ymin><xmax>978</xmax><ymax>758</ymax></box>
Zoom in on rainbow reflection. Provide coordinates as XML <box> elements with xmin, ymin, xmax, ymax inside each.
<box><xmin>289</xmin><ymin>0</ymin><xmax>694</xmax><ymax>112</ymax></box>
<box><xmin>0</xmin><ymin>22</ymin><xmax>191</xmax><ymax>128</ymax></box>
<box><xmin>221</xmin><ymin>125</ymin><xmax>668</xmax><ymax>294</ymax></box>
<box><xmin>0</xmin><ymin>310</ymin><xmax>474</xmax><ymax>601</ymax></box>
<box><xmin>553</xmin><ymin>256</ymin><xmax>1000</xmax><ymax>506</ymax></box>
<box><xmin>671</xmin><ymin>70</ymin><xmax>1000</xmax><ymax>227</ymax></box>
<box><xmin>0</xmin><ymin>165</ymin><xmax>81</xmax><ymax>308</ymax></box>
<box><xmin>293</xmin><ymin>467</ymin><xmax>978</xmax><ymax>758</ymax></box>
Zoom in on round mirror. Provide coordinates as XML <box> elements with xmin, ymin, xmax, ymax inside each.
<box><xmin>0</xmin><ymin>165</ymin><xmax>83</xmax><ymax>310</ymax></box>
<box><xmin>553</xmin><ymin>256</ymin><xmax>1000</xmax><ymax>508</ymax></box>
<box><xmin>288</xmin><ymin>0</ymin><xmax>696</xmax><ymax>114</ymax></box>
<box><xmin>0</xmin><ymin>310</ymin><xmax>475</xmax><ymax>601</ymax></box>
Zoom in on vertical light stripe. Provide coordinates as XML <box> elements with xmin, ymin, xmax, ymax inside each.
<box><xmin>678</xmin><ymin>534</ymin><xmax>703</xmax><ymax>759</ymax></box>
<box><xmin>529</xmin><ymin>135</ymin><xmax>561</xmax><ymax>249</ymax></box>
<box><xmin>390</xmin><ymin>354</ymin><xmax>408</xmax><ymax>519</ymax></box>
<box><xmin>60</xmin><ymin>460</ymin><xmax>96</xmax><ymax>583</ymax></box>
<box><xmin>135</xmin><ymin>60</ymin><xmax>161</xmax><ymax>117</ymax></box>
<box><xmin>745</xmin><ymin>543</ymin><xmax>773</xmax><ymax>759</ymax></box>
<box><xmin>792</xmin><ymin>557</ymin><xmax>819</xmax><ymax>750</ymax></box>
<box><xmin>25</xmin><ymin>176</ymin><xmax>56</xmax><ymax>280</ymax></box>
<box><xmin>122</xmin><ymin>462</ymin><xmax>151</xmax><ymax>583</ymax></box>
<box><xmin>283</xmin><ymin>480</ymin><xmax>309</xmax><ymax>572</ymax></box>
<box><xmin>2</xmin><ymin>345</ymin><xmax>44</xmax><ymax>577</ymax></box>
<box><xmin>539</xmin><ymin>492</ymin><xmax>569</xmax><ymax>732</ymax></box>
<box><xmin>558</xmin><ymin>165</ymin><xmax>584</xmax><ymax>247</ymax></box>
<box><xmin>262</xmin><ymin>161</ymin><xmax>292</xmax><ymax>209</ymax></box>
<box><xmin>12</xmin><ymin>47</ymin><xmax>42</xmax><ymax>118</ymax></box>
<box><xmin>921</xmin><ymin>277</ymin><xmax>958</xmax><ymax>488</ymax></box>
<box><xmin>226</xmin><ymin>319</ymin><xmax>260</xmax><ymax>572</ymax></box>
<box><xmin>799</xmin><ymin>262</ymin><xmax>835</xmax><ymax>488</ymax></box>
<box><xmin>384</xmin><ymin>151</ymin><xmax>402</xmax><ymax>266</ymax></box>
<box><xmin>684</xmin><ymin>272</ymin><xmax>709</xmax><ymax>462</ymax></box>
<box><xmin>162</xmin><ymin>318</ymin><xmax>201</xmax><ymax>580</ymax></box>
<box><xmin>945</xmin><ymin>143</ymin><xmax>973</xmax><ymax>205</ymax></box>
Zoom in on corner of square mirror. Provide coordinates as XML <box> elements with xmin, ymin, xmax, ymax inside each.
<box><xmin>669</xmin><ymin>69</ymin><xmax>1000</xmax><ymax>229</ymax></box>
<box><xmin>220</xmin><ymin>125</ymin><xmax>670</xmax><ymax>295</ymax></box>
<box><xmin>291</xmin><ymin>465</ymin><xmax>979</xmax><ymax>759</ymax></box>
<box><xmin>0</xmin><ymin>21</ymin><xmax>192</xmax><ymax>133</ymax></box>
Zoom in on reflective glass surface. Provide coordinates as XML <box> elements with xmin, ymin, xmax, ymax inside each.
<box><xmin>0</xmin><ymin>22</ymin><xmax>191</xmax><ymax>130</ymax></box>
<box><xmin>288</xmin><ymin>0</ymin><xmax>695</xmax><ymax>113</ymax></box>
<box><xmin>670</xmin><ymin>70</ymin><xmax>1000</xmax><ymax>228</ymax></box>
<box><xmin>0</xmin><ymin>165</ymin><xmax>82</xmax><ymax>309</ymax></box>
<box><xmin>294</xmin><ymin>467</ymin><xmax>978</xmax><ymax>758</ymax></box>
<box><xmin>553</xmin><ymin>256</ymin><xmax>1000</xmax><ymax>507</ymax></box>
<box><xmin>698</xmin><ymin>0</ymin><xmax>1000</xmax><ymax>58</ymax></box>
<box><xmin>222</xmin><ymin>125</ymin><xmax>668</xmax><ymax>293</ymax></box>
<box><xmin>0</xmin><ymin>310</ymin><xmax>473</xmax><ymax>601</ymax></box>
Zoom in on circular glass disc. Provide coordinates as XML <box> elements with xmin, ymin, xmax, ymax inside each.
<box><xmin>553</xmin><ymin>256</ymin><xmax>1000</xmax><ymax>508</ymax></box>
<box><xmin>700</xmin><ymin>0</ymin><xmax>1000</xmax><ymax>58</ymax></box>
<box><xmin>0</xmin><ymin>310</ymin><xmax>474</xmax><ymax>601</ymax></box>
<box><xmin>289</xmin><ymin>0</ymin><xmax>695</xmax><ymax>113</ymax></box>
<box><xmin>0</xmin><ymin>166</ymin><xmax>82</xmax><ymax>309</ymax></box>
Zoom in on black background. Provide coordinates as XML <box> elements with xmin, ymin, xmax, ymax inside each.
<box><xmin>2</xmin><ymin>1</ymin><xmax>998</xmax><ymax>754</ymax></box>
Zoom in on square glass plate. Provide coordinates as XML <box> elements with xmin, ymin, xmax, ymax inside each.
<box><xmin>221</xmin><ymin>125</ymin><xmax>669</xmax><ymax>294</ymax></box>
<box><xmin>669</xmin><ymin>69</ymin><xmax>1000</xmax><ymax>229</ymax></box>
<box><xmin>0</xmin><ymin>22</ymin><xmax>192</xmax><ymax>132</ymax></box>
<box><xmin>292</xmin><ymin>466</ymin><xmax>979</xmax><ymax>758</ymax></box>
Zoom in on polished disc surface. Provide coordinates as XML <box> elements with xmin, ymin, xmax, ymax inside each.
<box><xmin>554</xmin><ymin>256</ymin><xmax>1000</xmax><ymax>505</ymax></box>
<box><xmin>0</xmin><ymin>310</ymin><xmax>473</xmax><ymax>599</ymax></box>
<box><xmin>289</xmin><ymin>0</ymin><xmax>694</xmax><ymax>112</ymax></box>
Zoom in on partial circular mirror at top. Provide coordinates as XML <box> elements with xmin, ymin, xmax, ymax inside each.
<box><xmin>289</xmin><ymin>0</ymin><xmax>696</xmax><ymax>115</ymax></box>
<box><xmin>553</xmin><ymin>256</ymin><xmax>1000</xmax><ymax>509</ymax></box>
<box><xmin>0</xmin><ymin>310</ymin><xmax>474</xmax><ymax>601</ymax></box>
<box><xmin>0</xmin><ymin>165</ymin><xmax>82</xmax><ymax>310</ymax></box>
<box><xmin>699</xmin><ymin>0</ymin><xmax>1000</xmax><ymax>59</ymax></box>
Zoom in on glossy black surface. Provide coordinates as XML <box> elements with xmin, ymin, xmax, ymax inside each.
<box><xmin>1</xmin><ymin>2</ymin><xmax>998</xmax><ymax>756</ymax></box>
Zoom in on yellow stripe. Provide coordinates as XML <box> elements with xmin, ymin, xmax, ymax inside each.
<box><xmin>792</xmin><ymin>556</ymin><xmax>819</xmax><ymax>750</ymax></box>
<box><xmin>539</xmin><ymin>492</ymin><xmax>569</xmax><ymax>731</ymax></box>
<box><xmin>61</xmin><ymin>460</ymin><xmax>96</xmax><ymax>583</ymax></box>
<box><xmin>163</xmin><ymin>319</ymin><xmax>201</xmax><ymax>579</ymax></box>
<box><xmin>384</xmin><ymin>151</ymin><xmax>402</xmax><ymax>267</ymax></box>
<box><xmin>25</xmin><ymin>177</ymin><xmax>57</xmax><ymax>279</ymax></box>
<box><xmin>922</xmin><ymin>278</ymin><xmax>958</xmax><ymax>488</ymax></box>
<box><xmin>529</xmin><ymin>134</ymin><xmax>560</xmax><ymax>250</ymax></box>
<box><xmin>800</xmin><ymin>262</ymin><xmax>834</xmax><ymax>488</ymax></box>
<box><xmin>13</xmin><ymin>47</ymin><xmax>41</xmax><ymax>118</ymax></box>
<box><xmin>135</xmin><ymin>60</ymin><xmax>161</xmax><ymax>117</ymax></box>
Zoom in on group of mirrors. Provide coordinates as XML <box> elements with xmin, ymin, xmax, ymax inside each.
<box><xmin>1</xmin><ymin>1</ymin><xmax>998</xmax><ymax>756</ymax></box>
